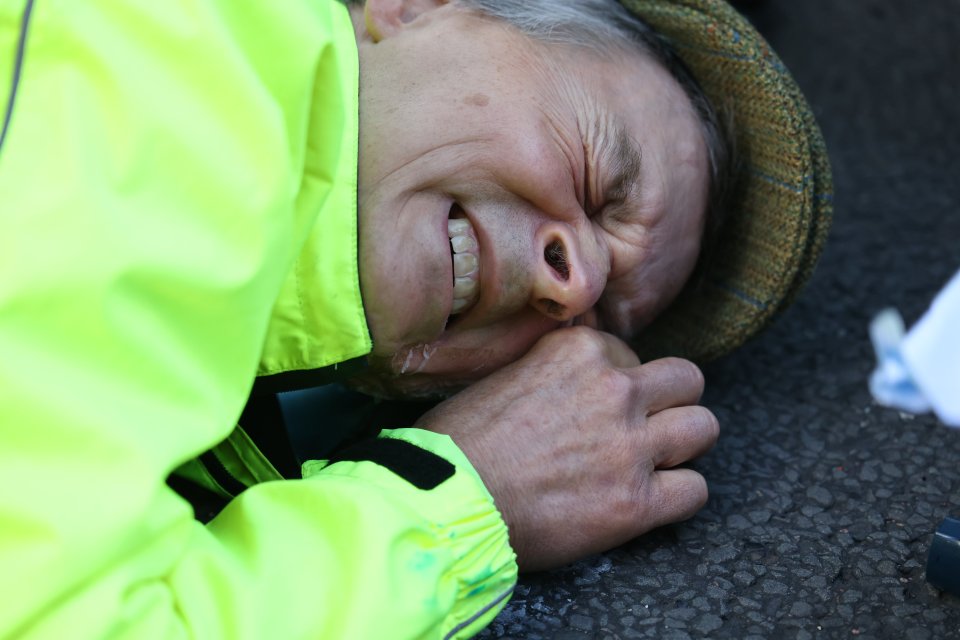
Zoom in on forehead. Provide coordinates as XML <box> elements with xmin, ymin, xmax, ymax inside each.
<box><xmin>555</xmin><ymin>42</ymin><xmax>700</xmax><ymax>144</ymax></box>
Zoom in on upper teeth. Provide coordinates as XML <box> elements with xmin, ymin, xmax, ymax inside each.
<box><xmin>448</xmin><ymin>217</ymin><xmax>480</xmax><ymax>314</ymax></box>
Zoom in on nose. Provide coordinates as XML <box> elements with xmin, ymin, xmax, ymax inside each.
<box><xmin>529</xmin><ymin>222</ymin><xmax>606</xmax><ymax>322</ymax></box>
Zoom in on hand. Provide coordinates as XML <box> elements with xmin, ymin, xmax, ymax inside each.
<box><xmin>415</xmin><ymin>326</ymin><xmax>718</xmax><ymax>571</ymax></box>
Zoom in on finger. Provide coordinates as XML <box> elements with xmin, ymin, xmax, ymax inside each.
<box><xmin>638</xmin><ymin>468</ymin><xmax>709</xmax><ymax>533</ymax></box>
<box><xmin>645</xmin><ymin>405</ymin><xmax>720</xmax><ymax>468</ymax></box>
<box><xmin>634</xmin><ymin>357</ymin><xmax>705</xmax><ymax>413</ymax></box>
<box><xmin>536</xmin><ymin>326</ymin><xmax>640</xmax><ymax>368</ymax></box>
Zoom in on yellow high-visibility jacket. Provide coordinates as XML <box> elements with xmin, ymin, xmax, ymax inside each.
<box><xmin>0</xmin><ymin>1</ymin><xmax>517</xmax><ymax>638</ymax></box>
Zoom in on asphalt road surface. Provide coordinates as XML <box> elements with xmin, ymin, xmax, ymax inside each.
<box><xmin>479</xmin><ymin>1</ymin><xmax>960</xmax><ymax>638</ymax></box>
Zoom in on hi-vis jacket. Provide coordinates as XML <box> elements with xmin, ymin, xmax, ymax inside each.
<box><xmin>0</xmin><ymin>1</ymin><xmax>518</xmax><ymax>638</ymax></box>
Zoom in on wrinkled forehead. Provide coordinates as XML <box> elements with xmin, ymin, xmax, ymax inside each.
<box><xmin>537</xmin><ymin>36</ymin><xmax>704</xmax><ymax>159</ymax></box>
<box><xmin>580</xmin><ymin>52</ymin><xmax>710</xmax><ymax>338</ymax></box>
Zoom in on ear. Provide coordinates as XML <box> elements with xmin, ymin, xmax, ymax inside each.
<box><xmin>363</xmin><ymin>0</ymin><xmax>449</xmax><ymax>41</ymax></box>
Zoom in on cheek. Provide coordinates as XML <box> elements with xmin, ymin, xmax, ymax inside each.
<box><xmin>666</xmin><ymin>124</ymin><xmax>710</xmax><ymax>227</ymax></box>
<box><xmin>599</xmin><ymin>285</ymin><xmax>651</xmax><ymax>338</ymax></box>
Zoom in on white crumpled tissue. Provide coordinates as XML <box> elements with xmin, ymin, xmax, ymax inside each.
<box><xmin>869</xmin><ymin>269</ymin><xmax>960</xmax><ymax>427</ymax></box>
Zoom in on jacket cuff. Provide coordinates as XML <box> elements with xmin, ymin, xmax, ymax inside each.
<box><xmin>302</xmin><ymin>428</ymin><xmax>518</xmax><ymax>639</ymax></box>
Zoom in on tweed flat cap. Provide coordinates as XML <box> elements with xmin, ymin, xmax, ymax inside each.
<box><xmin>622</xmin><ymin>0</ymin><xmax>833</xmax><ymax>362</ymax></box>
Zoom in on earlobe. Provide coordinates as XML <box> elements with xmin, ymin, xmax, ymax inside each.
<box><xmin>363</xmin><ymin>0</ymin><xmax>449</xmax><ymax>41</ymax></box>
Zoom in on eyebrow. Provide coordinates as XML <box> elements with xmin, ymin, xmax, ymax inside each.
<box><xmin>605</xmin><ymin>122</ymin><xmax>643</xmax><ymax>206</ymax></box>
<box><xmin>594</xmin><ymin>123</ymin><xmax>644</xmax><ymax>338</ymax></box>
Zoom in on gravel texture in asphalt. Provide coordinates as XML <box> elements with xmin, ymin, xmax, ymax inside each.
<box><xmin>479</xmin><ymin>0</ymin><xmax>960</xmax><ymax>638</ymax></box>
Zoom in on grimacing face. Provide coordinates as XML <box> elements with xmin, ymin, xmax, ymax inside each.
<box><xmin>348</xmin><ymin>0</ymin><xmax>709</xmax><ymax>397</ymax></box>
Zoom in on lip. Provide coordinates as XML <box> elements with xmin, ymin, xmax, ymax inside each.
<box><xmin>395</xmin><ymin>197</ymin><xmax>458</xmax><ymax>347</ymax></box>
<box><xmin>438</xmin><ymin>203</ymin><xmax>457</xmax><ymax>331</ymax></box>
<box><xmin>384</xmin><ymin>199</ymin><xmax>455</xmax><ymax>363</ymax></box>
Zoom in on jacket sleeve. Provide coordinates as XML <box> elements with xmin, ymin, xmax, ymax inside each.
<box><xmin>169</xmin><ymin>429</ymin><xmax>517</xmax><ymax>640</ymax></box>
<box><xmin>0</xmin><ymin>1</ymin><xmax>516</xmax><ymax>638</ymax></box>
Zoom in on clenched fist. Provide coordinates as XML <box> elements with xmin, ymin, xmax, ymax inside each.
<box><xmin>416</xmin><ymin>326</ymin><xmax>719</xmax><ymax>571</ymax></box>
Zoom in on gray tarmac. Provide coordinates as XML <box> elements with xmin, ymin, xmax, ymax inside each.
<box><xmin>479</xmin><ymin>1</ymin><xmax>960</xmax><ymax>638</ymax></box>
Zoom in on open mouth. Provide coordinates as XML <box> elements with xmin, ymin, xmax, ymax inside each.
<box><xmin>448</xmin><ymin>204</ymin><xmax>480</xmax><ymax>316</ymax></box>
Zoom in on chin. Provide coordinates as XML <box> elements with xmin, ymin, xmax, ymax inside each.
<box><xmin>344</xmin><ymin>356</ymin><xmax>475</xmax><ymax>401</ymax></box>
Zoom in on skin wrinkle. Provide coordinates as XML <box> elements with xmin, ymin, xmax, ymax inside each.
<box><xmin>542</xmin><ymin>52</ymin><xmax>596</xmax><ymax>208</ymax></box>
<box><xmin>550</xmin><ymin>44</ymin><xmax>643</xmax><ymax>217</ymax></box>
<box><xmin>510</xmin><ymin>49</ymin><xmax>594</xmax><ymax>217</ymax></box>
<box><xmin>360</xmin><ymin>135</ymin><xmax>496</xmax><ymax>194</ymax></box>
<box><xmin>521</xmin><ymin>107</ymin><xmax>614</xmax><ymax>308</ymax></box>
<box><xmin>598</xmin><ymin>96</ymin><xmax>706</xmax><ymax>336</ymax></box>
<box><xmin>582</xmin><ymin>110</ymin><xmax>646</xmax><ymax>333</ymax></box>
<box><xmin>545</xmin><ymin>119</ymin><xmax>584</xmax><ymax>210</ymax></box>
<box><xmin>350</xmin><ymin>2</ymin><xmax>708</xmax><ymax>396</ymax></box>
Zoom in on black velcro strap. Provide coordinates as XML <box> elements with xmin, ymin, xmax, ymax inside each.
<box><xmin>327</xmin><ymin>438</ymin><xmax>455</xmax><ymax>490</ymax></box>
<box><xmin>238</xmin><ymin>393</ymin><xmax>301</xmax><ymax>480</ymax></box>
<box><xmin>166</xmin><ymin>474</ymin><xmax>230</xmax><ymax>524</ymax></box>
<box><xmin>199</xmin><ymin>450</ymin><xmax>246</xmax><ymax>497</ymax></box>
<box><xmin>251</xmin><ymin>357</ymin><xmax>369</xmax><ymax>396</ymax></box>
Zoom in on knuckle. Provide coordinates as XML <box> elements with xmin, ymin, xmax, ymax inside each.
<box><xmin>537</xmin><ymin>325</ymin><xmax>602</xmax><ymax>355</ymax></box>
<box><xmin>597</xmin><ymin>366</ymin><xmax>634</xmax><ymax>398</ymax></box>
<box><xmin>531</xmin><ymin>328</ymin><xmax>564</xmax><ymax>352</ymax></box>
<box><xmin>567</xmin><ymin>325</ymin><xmax>606</xmax><ymax>351</ymax></box>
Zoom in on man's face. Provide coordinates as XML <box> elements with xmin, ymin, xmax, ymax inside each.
<box><xmin>351</xmin><ymin>2</ymin><xmax>708</xmax><ymax>397</ymax></box>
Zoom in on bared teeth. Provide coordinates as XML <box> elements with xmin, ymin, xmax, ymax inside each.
<box><xmin>448</xmin><ymin>217</ymin><xmax>480</xmax><ymax>315</ymax></box>
<box><xmin>453</xmin><ymin>276</ymin><xmax>474</xmax><ymax>297</ymax></box>
<box><xmin>453</xmin><ymin>253</ymin><xmax>477</xmax><ymax>277</ymax></box>
<box><xmin>450</xmin><ymin>235</ymin><xmax>477</xmax><ymax>253</ymax></box>
<box><xmin>448</xmin><ymin>217</ymin><xmax>471</xmax><ymax>234</ymax></box>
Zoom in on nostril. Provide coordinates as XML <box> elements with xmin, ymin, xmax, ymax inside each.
<box><xmin>539</xmin><ymin>298</ymin><xmax>567</xmax><ymax>319</ymax></box>
<box><xmin>544</xmin><ymin>240</ymin><xmax>569</xmax><ymax>281</ymax></box>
